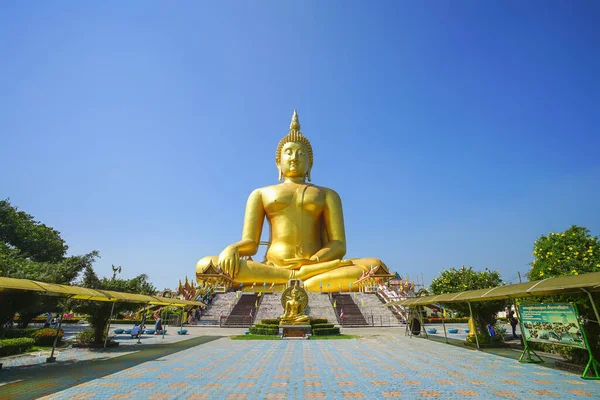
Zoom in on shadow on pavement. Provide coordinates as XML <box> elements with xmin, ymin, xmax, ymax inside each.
<box><xmin>0</xmin><ymin>335</ymin><xmax>222</xmax><ymax>400</ymax></box>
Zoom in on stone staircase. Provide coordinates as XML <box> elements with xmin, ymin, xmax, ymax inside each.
<box><xmin>354</xmin><ymin>292</ymin><xmax>403</xmax><ymax>326</ymax></box>
<box><xmin>332</xmin><ymin>293</ymin><xmax>368</xmax><ymax>326</ymax></box>
<box><xmin>254</xmin><ymin>293</ymin><xmax>283</xmax><ymax>322</ymax></box>
<box><xmin>197</xmin><ymin>292</ymin><xmax>238</xmax><ymax>325</ymax></box>
<box><xmin>223</xmin><ymin>293</ymin><xmax>259</xmax><ymax>327</ymax></box>
<box><xmin>306</xmin><ymin>293</ymin><xmax>338</xmax><ymax>322</ymax></box>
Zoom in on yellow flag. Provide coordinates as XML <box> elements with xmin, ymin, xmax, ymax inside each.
<box><xmin>255</xmin><ymin>300</ymin><xmax>258</xmax><ymax>308</ymax></box>
<box><xmin>333</xmin><ymin>300</ymin><xmax>337</xmax><ymax>308</ymax></box>
<box><xmin>361</xmin><ymin>300</ymin><xmax>364</xmax><ymax>307</ymax></box>
<box><xmin>236</xmin><ymin>292</ymin><xmax>239</xmax><ymax>299</ymax></box>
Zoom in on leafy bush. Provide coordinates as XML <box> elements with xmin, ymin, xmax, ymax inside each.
<box><xmin>1</xmin><ymin>328</ymin><xmax>37</xmax><ymax>339</ymax></box>
<box><xmin>32</xmin><ymin>328</ymin><xmax>63</xmax><ymax>346</ymax></box>
<box><xmin>530</xmin><ymin>343</ymin><xmax>589</xmax><ymax>365</ymax></box>
<box><xmin>465</xmin><ymin>333</ymin><xmax>504</xmax><ymax>345</ymax></box>
<box><xmin>312</xmin><ymin>323</ymin><xmax>335</xmax><ymax>329</ymax></box>
<box><xmin>313</xmin><ymin>327</ymin><xmax>340</xmax><ymax>336</ymax></box>
<box><xmin>76</xmin><ymin>328</ymin><xmax>100</xmax><ymax>344</ymax></box>
<box><xmin>260</xmin><ymin>318</ymin><xmax>280</xmax><ymax>325</ymax></box>
<box><xmin>0</xmin><ymin>337</ymin><xmax>35</xmax><ymax>356</ymax></box>
<box><xmin>309</xmin><ymin>318</ymin><xmax>328</xmax><ymax>326</ymax></box>
<box><xmin>249</xmin><ymin>325</ymin><xmax>279</xmax><ymax>335</ymax></box>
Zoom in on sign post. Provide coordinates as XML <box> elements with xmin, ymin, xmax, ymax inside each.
<box><xmin>518</xmin><ymin>303</ymin><xmax>599</xmax><ymax>379</ymax></box>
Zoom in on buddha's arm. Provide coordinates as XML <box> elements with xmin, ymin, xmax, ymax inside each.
<box><xmin>310</xmin><ymin>189</ymin><xmax>347</xmax><ymax>262</ymax></box>
<box><xmin>218</xmin><ymin>189</ymin><xmax>265</xmax><ymax>275</ymax></box>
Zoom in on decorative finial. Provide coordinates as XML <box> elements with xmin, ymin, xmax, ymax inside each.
<box><xmin>290</xmin><ymin>109</ymin><xmax>301</xmax><ymax>131</ymax></box>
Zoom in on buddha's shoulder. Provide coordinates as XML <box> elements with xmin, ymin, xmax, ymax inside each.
<box><xmin>251</xmin><ymin>184</ymin><xmax>339</xmax><ymax>196</ymax></box>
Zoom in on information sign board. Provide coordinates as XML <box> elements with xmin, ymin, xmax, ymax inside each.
<box><xmin>519</xmin><ymin>303</ymin><xmax>585</xmax><ymax>349</ymax></box>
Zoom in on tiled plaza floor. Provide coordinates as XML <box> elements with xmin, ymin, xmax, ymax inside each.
<box><xmin>2</xmin><ymin>333</ymin><xmax>599</xmax><ymax>399</ymax></box>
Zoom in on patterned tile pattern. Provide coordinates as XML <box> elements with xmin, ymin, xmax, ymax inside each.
<box><xmin>3</xmin><ymin>335</ymin><xmax>600</xmax><ymax>399</ymax></box>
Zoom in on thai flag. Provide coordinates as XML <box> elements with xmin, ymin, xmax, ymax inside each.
<box><xmin>249</xmin><ymin>309</ymin><xmax>253</xmax><ymax>318</ymax></box>
<box><xmin>340</xmin><ymin>309</ymin><xmax>344</xmax><ymax>318</ymax></box>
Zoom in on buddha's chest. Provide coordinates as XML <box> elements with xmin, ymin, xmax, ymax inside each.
<box><xmin>263</xmin><ymin>185</ymin><xmax>325</xmax><ymax>215</ymax></box>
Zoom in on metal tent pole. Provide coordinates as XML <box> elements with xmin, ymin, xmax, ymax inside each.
<box><xmin>441</xmin><ymin>305</ymin><xmax>448</xmax><ymax>344</ymax></box>
<box><xmin>46</xmin><ymin>312</ymin><xmax>64</xmax><ymax>363</ymax></box>
<box><xmin>162</xmin><ymin>308</ymin><xmax>169</xmax><ymax>339</ymax></box>
<box><xmin>104</xmin><ymin>302</ymin><xmax>116</xmax><ymax>349</ymax></box>
<box><xmin>467</xmin><ymin>302</ymin><xmax>480</xmax><ymax>350</ymax></box>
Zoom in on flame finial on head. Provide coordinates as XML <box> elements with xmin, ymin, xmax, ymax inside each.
<box><xmin>290</xmin><ymin>109</ymin><xmax>301</xmax><ymax>131</ymax></box>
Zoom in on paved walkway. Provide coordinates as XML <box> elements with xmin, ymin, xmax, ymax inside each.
<box><xmin>1</xmin><ymin>329</ymin><xmax>599</xmax><ymax>399</ymax></box>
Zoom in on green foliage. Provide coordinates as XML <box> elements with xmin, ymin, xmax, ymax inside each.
<box><xmin>260</xmin><ymin>318</ymin><xmax>281</xmax><ymax>325</ymax></box>
<box><xmin>32</xmin><ymin>328</ymin><xmax>63</xmax><ymax>346</ymax></box>
<box><xmin>527</xmin><ymin>225</ymin><xmax>600</xmax><ymax>280</ymax></box>
<box><xmin>0</xmin><ymin>337</ymin><xmax>35</xmax><ymax>356</ymax></box>
<box><xmin>0</xmin><ymin>200</ymin><xmax>99</xmax><ymax>330</ymax></box>
<box><xmin>430</xmin><ymin>265</ymin><xmax>504</xmax><ymax>333</ymax></box>
<box><xmin>71</xmin><ymin>266</ymin><xmax>157</xmax><ymax>344</ymax></box>
<box><xmin>248</xmin><ymin>325</ymin><xmax>279</xmax><ymax>335</ymax></box>
<box><xmin>0</xmin><ymin>328</ymin><xmax>37</xmax><ymax>339</ymax></box>
<box><xmin>312</xmin><ymin>323</ymin><xmax>335</xmax><ymax>329</ymax></box>
<box><xmin>525</xmin><ymin>226</ymin><xmax>600</xmax><ymax>363</ymax></box>
<box><xmin>465</xmin><ymin>333</ymin><xmax>504</xmax><ymax>345</ymax></box>
<box><xmin>0</xmin><ymin>199</ymin><xmax>67</xmax><ymax>262</ymax></box>
<box><xmin>309</xmin><ymin>318</ymin><xmax>328</xmax><ymax>326</ymax></box>
<box><xmin>313</xmin><ymin>327</ymin><xmax>340</xmax><ymax>336</ymax></box>
<box><xmin>530</xmin><ymin>342</ymin><xmax>589</xmax><ymax>365</ymax></box>
<box><xmin>76</xmin><ymin>328</ymin><xmax>99</xmax><ymax>344</ymax></box>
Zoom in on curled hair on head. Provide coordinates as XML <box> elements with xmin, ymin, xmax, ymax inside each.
<box><xmin>275</xmin><ymin>110</ymin><xmax>314</xmax><ymax>181</ymax></box>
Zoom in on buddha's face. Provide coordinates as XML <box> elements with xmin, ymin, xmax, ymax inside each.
<box><xmin>279</xmin><ymin>142</ymin><xmax>309</xmax><ymax>179</ymax></box>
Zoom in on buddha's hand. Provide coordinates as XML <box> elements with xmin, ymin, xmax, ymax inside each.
<box><xmin>218</xmin><ymin>245</ymin><xmax>240</xmax><ymax>278</ymax></box>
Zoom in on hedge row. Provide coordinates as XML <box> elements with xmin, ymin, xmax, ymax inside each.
<box><xmin>1</xmin><ymin>328</ymin><xmax>38</xmax><ymax>339</ymax></box>
<box><xmin>0</xmin><ymin>338</ymin><xmax>36</xmax><ymax>356</ymax></box>
<box><xmin>309</xmin><ymin>318</ymin><xmax>328</xmax><ymax>326</ymax></box>
<box><xmin>313</xmin><ymin>327</ymin><xmax>340</xmax><ymax>336</ymax></box>
<box><xmin>312</xmin><ymin>323</ymin><xmax>334</xmax><ymax>329</ymax></box>
<box><xmin>32</xmin><ymin>328</ymin><xmax>64</xmax><ymax>346</ymax></box>
<box><xmin>249</xmin><ymin>326</ymin><xmax>279</xmax><ymax>335</ymax></box>
<box><xmin>260</xmin><ymin>318</ymin><xmax>280</xmax><ymax>325</ymax></box>
<box><xmin>1</xmin><ymin>328</ymin><xmax>64</xmax><ymax>346</ymax></box>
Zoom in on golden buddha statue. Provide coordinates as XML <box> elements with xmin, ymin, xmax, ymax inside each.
<box><xmin>196</xmin><ymin>110</ymin><xmax>390</xmax><ymax>292</ymax></box>
<box><xmin>280</xmin><ymin>281</ymin><xmax>310</xmax><ymax>325</ymax></box>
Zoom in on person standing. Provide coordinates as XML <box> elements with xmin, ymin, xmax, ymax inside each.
<box><xmin>508</xmin><ymin>310</ymin><xmax>519</xmax><ymax>339</ymax></box>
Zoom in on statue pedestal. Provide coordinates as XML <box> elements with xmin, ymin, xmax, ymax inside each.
<box><xmin>279</xmin><ymin>324</ymin><xmax>311</xmax><ymax>339</ymax></box>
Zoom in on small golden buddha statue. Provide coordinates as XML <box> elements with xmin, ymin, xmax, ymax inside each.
<box><xmin>280</xmin><ymin>281</ymin><xmax>310</xmax><ymax>325</ymax></box>
<box><xmin>196</xmin><ymin>110</ymin><xmax>390</xmax><ymax>292</ymax></box>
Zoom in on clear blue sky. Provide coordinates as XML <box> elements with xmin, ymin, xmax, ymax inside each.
<box><xmin>1</xmin><ymin>1</ymin><xmax>599</xmax><ymax>289</ymax></box>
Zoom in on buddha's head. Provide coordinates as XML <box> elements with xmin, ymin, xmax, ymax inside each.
<box><xmin>276</xmin><ymin>110</ymin><xmax>314</xmax><ymax>182</ymax></box>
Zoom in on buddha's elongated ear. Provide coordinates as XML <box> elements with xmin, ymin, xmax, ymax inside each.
<box><xmin>278</xmin><ymin>167</ymin><xmax>283</xmax><ymax>182</ymax></box>
<box><xmin>306</xmin><ymin>169</ymin><xmax>312</xmax><ymax>182</ymax></box>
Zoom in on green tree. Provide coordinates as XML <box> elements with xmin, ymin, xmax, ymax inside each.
<box><xmin>0</xmin><ymin>199</ymin><xmax>98</xmax><ymax>328</ymax></box>
<box><xmin>527</xmin><ymin>225</ymin><xmax>600</xmax><ymax>280</ymax></box>
<box><xmin>430</xmin><ymin>266</ymin><xmax>504</xmax><ymax>335</ymax></box>
<box><xmin>71</xmin><ymin>266</ymin><xmax>157</xmax><ymax>344</ymax></box>
<box><xmin>527</xmin><ymin>225</ymin><xmax>600</xmax><ymax>363</ymax></box>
